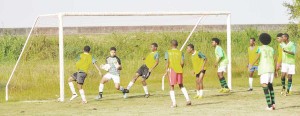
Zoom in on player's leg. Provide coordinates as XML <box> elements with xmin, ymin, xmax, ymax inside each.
<box><xmin>261</xmin><ymin>73</ymin><xmax>273</xmax><ymax>110</ymax></box>
<box><xmin>141</xmin><ymin>78</ymin><xmax>150</xmax><ymax>98</ymax></box>
<box><xmin>194</xmin><ymin>73</ymin><xmax>200</xmax><ymax>99</ymax></box>
<box><xmin>287</xmin><ymin>64</ymin><xmax>295</xmax><ymax>95</ymax></box>
<box><xmin>178</xmin><ymin>73</ymin><xmax>191</xmax><ymax>106</ymax></box>
<box><xmin>126</xmin><ymin>73</ymin><xmax>140</xmax><ymax>91</ymax></box>
<box><xmin>198</xmin><ymin>71</ymin><xmax>205</xmax><ymax>98</ymax></box>
<box><xmin>112</xmin><ymin>75</ymin><xmax>128</xmax><ymax>95</ymax></box>
<box><xmin>287</xmin><ymin>74</ymin><xmax>293</xmax><ymax>94</ymax></box>
<box><xmin>217</xmin><ymin>66</ymin><xmax>229</xmax><ymax>93</ymax></box>
<box><xmin>76</xmin><ymin>72</ymin><xmax>87</xmax><ymax>103</ymax></box>
<box><xmin>169</xmin><ymin>69</ymin><xmax>177</xmax><ymax>108</ymax></box>
<box><xmin>248</xmin><ymin>67</ymin><xmax>255</xmax><ymax>91</ymax></box>
<box><xmin>96</xmin><ymin>74</ymin><xmax>110</xmax><ymax>100</ymax></box>
<box><xmin>68</xmin><ymin>73</ymin><xmax>78</xmax><ymax>101</ymax></box>
<box><xmin>267</xmin><ymin>73</ymin><xmax>275</xmax><ymax>110</ymax></box>
<box><xmin>281</xmin><ymin>63</ymin><xmax>287</xmax><ymax>95</ymax></box>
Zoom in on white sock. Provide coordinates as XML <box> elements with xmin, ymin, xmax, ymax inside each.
<box><xmin>99</xmin><ymin>84</ymin><xmax>104</xmax><ymax>92</ymax></box>
<box><xmin>127</xmin><ymin>81</ymin><xmax>134</xmax><ymax>90</ymax></box>
<box><xmin>79</xmin><ymin>89</ymin><xmax>86</xmax><ymax>101</ymax></box>
<box><xmin>249</xmin><ymin>77</ymin><xmax>253</xmax><ymax>89</ymax></box>
<box><xmin>119</xmin><ymin>86</ymin><xmax>124</xmax><ymax>91</ymax></box>
<box><xmin>143</xmin><ymin>86</ymin><xmax>149</xmax><ymax>94</ymax></box>
<box><xmin>68</xmin><ymin>82</ymin><xmax>76</xmax><ymax>95</ymax></box>
<box><xmin>196</xmin><ymin>90</ymin><xmax>200</xmax><ymax>96</ymax></box>
<box><xmin>181</xmin><ymin>87</ymin><xmax>190</xmax><ymax>101</ymax></box>
<box><xmin>170</xmin><ymin>91</ymin><xmax>176</xmax><ymax>105</ymax></box>
<box><xmin>199</xmin><ymin>90</ymin><xmax>203</xmax><ymax>96</ymax></box>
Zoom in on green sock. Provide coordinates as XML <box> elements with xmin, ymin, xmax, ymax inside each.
<box><xmin>287</xmin><ymin>78</ymin><xmax>292</xmax><ymax>93</ymax></box>
<box><xmin>281</xmin><ymin>77</ymin><xmax>286</xmax><ymax>89</ymax></box>
<box><xmin>263</xmin><ymin>87</ymin><xmax>272</xmax><ymax>108</ymax></box>
<box><xmin>268</xmin><ymin>83</ymin><xmax>275</xmax><ymax>105</ymax></box>
<box><xmin>219</xmin><ymin>77</ymin><xmax>228</xmax><ymax>89</ymax></box>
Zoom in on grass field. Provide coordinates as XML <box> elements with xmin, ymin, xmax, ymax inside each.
<box><xmin>0</xmin><ymin>30</ymin><xmax>300</xmax><ymax>115</ymax></box>
<box><xmin>1</xmin><ymin>86</ymin><xmax>300</xmax><ymax>115</ymax></box>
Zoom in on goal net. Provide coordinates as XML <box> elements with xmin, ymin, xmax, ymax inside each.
<box><xmin>5</xmin><ymin>12</ymin><xmax>231</xmax><ymax>102</ymax></box>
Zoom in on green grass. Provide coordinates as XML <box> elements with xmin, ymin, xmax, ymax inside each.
<box><xmin>0</xmin><ymin>30</ymin><xmax>300</xmax><ymax>102</ymax></box>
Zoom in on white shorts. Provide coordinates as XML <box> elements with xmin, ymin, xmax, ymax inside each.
<box><xmin>103</xmin><ymin>73</ymin><xmax>120</xmax><ymax>84</ymax></box>
<box><xmin>218</xmin><ymin>66</ymin><xmax>227</xmax><ymax>72</ymax></box>
<box><xmin>260</xmin><ymin>73</ymin><xmax>274</xmax><ymax>84</ymax></box>
<box><xmin>281</xmin><ymin>63</ymin><xmax>295</xmax><ymax>74</ymax></box>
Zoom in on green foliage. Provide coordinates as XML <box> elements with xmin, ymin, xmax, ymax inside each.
<box><xmin>1</xmin><ymin>29</ymin><xmax>297</xmax><ymax>101</ymax></box>
<box><xmin>283</xmin><ymin>0</ymin><xmax>300</xmax><ymax>37</ymax></box>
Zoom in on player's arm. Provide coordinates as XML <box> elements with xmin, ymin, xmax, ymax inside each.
<box><xmin>199</xmin><ymin>52</ymin><xmax>207</xmax><ymax>71</ymax></box>
<box><xmin>181</xmin><ymin>52</ymin><xmax>184</xmax><ymax>68</ymax></box>
<box><xmin>165</xmin><ymin>52</ymin><xmax>169</xmax><ymax>72</ymax></box>
<box><xmin>117</xmin><ymin>57</ymin><xmax>122</xmax><ymax>70</ymax></box>
<box><xmin>283</xmin><ymin>49</ymin><xmax>295</xmax><ymax>55</ymax></box>
<box><xmin>149</xmin><ymin>53</ymin><xmax>159</xmax><ymax>72</ymax></box>
<box><xmin>92</xmin><ymin>57</ymin><xmax>102</xmax><ymax>76</ymax></box>
<box><xmin>214</xmin><ymin>48</ymin><xmax>223</xmax><ymax>67</ymax></box>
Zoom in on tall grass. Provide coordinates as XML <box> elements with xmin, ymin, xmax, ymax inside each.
<box><xmin>1</xmin><ymin>30</ymin><xmax>299</xmax><ymax>102</ymax></box>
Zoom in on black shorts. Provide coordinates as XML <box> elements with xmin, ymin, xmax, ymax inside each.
<box><xmin>136</xmin><ymin>64</ymin><xmax>151</xmax><ymax>79</ymax></box>
<box><xmin>72</xmin><ymin>72</ymin><xmax>87</xmax><ymax>84</ymax></box>
<box><xmin>196</xmin><ymin>70</ymin><xmax>206</xmax><ymax>78</ymax></box>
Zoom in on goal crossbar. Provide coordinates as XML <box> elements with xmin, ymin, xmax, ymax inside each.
<box><xmin>5</xmin><ymin>12</ymin><xmax>231</xmax><ymax>102</ymax></box>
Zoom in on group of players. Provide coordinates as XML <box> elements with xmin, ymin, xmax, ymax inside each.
<box><xmin>67</xmin><ymin>32</ymin><xmax>296</xmax><ymax>110</ymax></box>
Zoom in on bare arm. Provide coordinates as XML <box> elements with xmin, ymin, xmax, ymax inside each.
<box><xmin>149</xmin><ymin>59</ymin><xmax>159</xmax><ymax>72</ymax></box>
<box><xmin>93</xmin><ymin>63</ymin><xmax>102</xmax><ymax>76</ymax></box>
<box><xmin>283</xmin><ymin>49</ymin><xmax>295</xmax><ymax>55</ymax></box>
<box><xmin>201</xmin><ymin>58</ymin><xmax>207</xmax><ymax>70</ymax></box>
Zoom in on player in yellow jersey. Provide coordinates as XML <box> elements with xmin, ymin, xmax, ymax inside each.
<box><xmin>68</xmin><ymin>46</ymin><xmax>102</xmax><ymax>104</ymax></box>
<box><xmin>187</xmin><ymin>44</ymin><xmax>207</xmax><ymax>99</ymax></box>
<box><xmin>247</xmin><ymin>38</ymin><xmax>259</xmax><ymax>91</ymax></box>
<box><xmin>125</xmin><ymin>43</ymin><xmax>159</xmax><ymax>98</ymax></box>
<box><xmin>165</xmin><ymin>40</ymin><xmax>191</xmax><ymax>108</ymax></box>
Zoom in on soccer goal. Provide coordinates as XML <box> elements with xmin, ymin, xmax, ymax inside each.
<box><xmin>5</xmin><ymin>12</ymin><xmax>231</xmax><ymax>102</ymax></box>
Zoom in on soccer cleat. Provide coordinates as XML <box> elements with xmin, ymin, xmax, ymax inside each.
<box><xmin>144</xmin><ymin>94</ymin><xmax>150</xmax><ymax>98</ymax></box>
<box><xmin>286</xmin><ymin>91</ymin><xmax>292</xmax><ymax>96</ymax></box>
<box><xmin>82</xmin><ymin>100</ymin><xmax>87</xmax><ymax>104</ymax></box>
<box><xmin>70</xmin><ymin>94</ymin><xmax>78</xmax><ymax>101</ymax></box>
<box><xmin>170</xmin><ymin>104</ymin><xmax>177</xmax><ymax>108</ymax></box>
<box><xmin>280</xmin><ymin>89</ymin><xmax>286</xmax><ymax>96</ymax></box>
<box><xmin>186</xmin><ymin>101</ymin><xmax>192</xmax><ymax>106</ymax></box>
<box><xmin>197</xmin><ymin>96</ymin><xmax>203</xmax><ymax>99</ymax></box>
<box><xmin>123</xmin><ymin>89</ymin><xmax>129</xmax><ymax>93</ymax></box>
<box><xmin>218</xmin><ymin>88</ymin><xmax>224</xmax><ymax>93</ymax></box>
<box><xmin>123</xmin><ymin>93</ymin><xmax>127</xmax><ymax>99</ymax></box>
<box><xmin>247</xmin><ymin>88</ymin><xmax>253</xmax><ymax>91</ymax></box>
<box><xmin>265</xmin><ymin>107</ymin><xmax>273</xmax><ymax>111</ymax></box>
<box><xmin>95</xmin><ymin>94</ymin><xmax>103</xmax><ymax>100</ymax></box>
<box><xmin>193</xmin><ymin>95</ymin><xmax>199</xmax><ymax>99</ymax></box>
<box><xmin>222</xmin><ymin>88</ymin><xmax>230</xmax><ymax>93</ymax></box>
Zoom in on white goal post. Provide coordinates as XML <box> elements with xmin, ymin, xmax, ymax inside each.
<box><xmin>5</xmin><ymin>12</ymin><xmax>231</xmax><ymax>102</ymax></box>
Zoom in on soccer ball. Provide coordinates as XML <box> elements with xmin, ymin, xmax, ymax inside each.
<box><xmin>100</xmin><ymin>64</ymin><xmax>111</xmax><ymax>71</ymax></box>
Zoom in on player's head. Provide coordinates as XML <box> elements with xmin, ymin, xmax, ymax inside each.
<box><xmin>110</xmin><ymin>47</ymin><xmax>117</xmax><ymax>57</ymax></box>
<box><xmin>259</xmin><ymin>33</ymin><xmax>271</xmax><ymax>45</ymax></box>
<box><xmin>250</xmin><ymin>38</ymin><xmax>255</xmax><ymax>46</ymax></box>
<box><xmin>170</xmin><ymin>40</ymin><xmax>178</xmax><ymax>48</ymax></box>
<box><xmin>151</xmin><ymin>43</ymin><xmax>158</xmax><ymax>51</ymax></box>
<box><xmin>83</xmin><ymin>46</ymin><xmax>91</xmax><ymax>53</ymax></box>
<box><xmin>211</xmin><ymin>38</ymin><xmax>220</xmax><ymax>47</ymax></box>
<box><xmin>276</xmin><ymin>33</ymin><xmax>283</xmax><ymax>43</ymax></box>
<box><xmin>282</xmin><ymin>33</ymin><xmax>289</xmax><ymax>42</ymax></box>
<box><xmin>186</xmin><ymin>44</ymin><xmax>194</xmax><ymax>53</ymax></box>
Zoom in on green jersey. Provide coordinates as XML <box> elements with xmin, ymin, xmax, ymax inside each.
<box><xmin>257</xmin><ymin>45</ymin><xmax>275</xmax><ymax>75</ymax></box>
<box><xmin>215</xmin><ymin>45</ymin><xmax>228</xmax><ymax>66</ymax></box>
<box><xmin>281</xmin><ymin>41</ymin><xmax>296</xmax><ymax>64</ymax></box>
